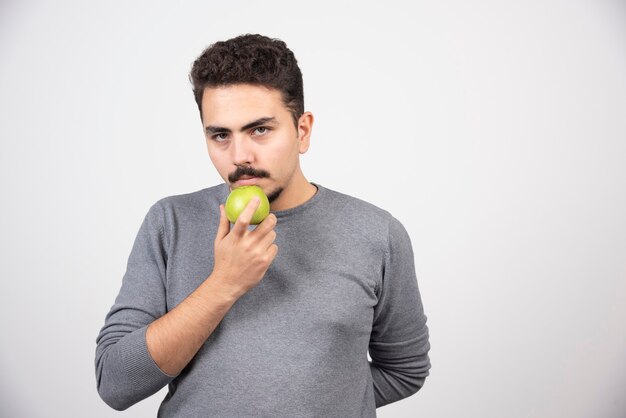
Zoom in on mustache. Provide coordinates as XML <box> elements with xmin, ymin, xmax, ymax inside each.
<box><xmin>228</xmin><ymin>165</ymin><xmax>271</xmax><ymax>183</ymax></box>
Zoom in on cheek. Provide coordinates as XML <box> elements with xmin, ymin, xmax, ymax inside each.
<box><xmin>269</xmin><ymin>144</ymin><xmax>300</xmax><ymax>181</ymax></box>
<box><xmin>266</xmin><ymin>141</ymin><xmax>297</xmax><ymax>167</ymax></box>
<box><xmin>207</xmin><ymin>149</ymin><xmax>230</xmax><ymax>177</ymax></box>
<box><xmin>207</xmin><ymin>149</ymin><xmax>219</xmax><ymax>169</ymax></box>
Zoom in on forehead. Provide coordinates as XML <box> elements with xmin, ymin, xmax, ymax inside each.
<box><xmin>201</xmin><ymin>84</ymin><xmax>287</xmax><ymax>125</ymax></box>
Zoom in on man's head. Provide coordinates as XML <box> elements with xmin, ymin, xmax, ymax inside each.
<box><xmin>189</xmin><ymin>34</ymin><xmax>304</xmax><ymax>127</ymax></box>
<box><xmin>190</xmin><ymin>34</ymin><xmax>315</xmax><ymax>210</ymax></box>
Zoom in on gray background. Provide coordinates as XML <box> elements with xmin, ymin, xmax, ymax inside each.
<box><xmin>1</xmin><ymin>0</ymin><xmax>625</xmax><ymax>417</ymax></box>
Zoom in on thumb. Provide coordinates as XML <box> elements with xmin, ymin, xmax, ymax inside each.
<box><xmin>215</xmin><ymin>204</ymin><xmax>230</xmax><ymax>243</ymax></box>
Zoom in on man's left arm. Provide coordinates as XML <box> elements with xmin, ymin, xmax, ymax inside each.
<box><xmin>369</xmin><ymin>216</ymin><xmax>431</xmax><ymax>408</ymax></box>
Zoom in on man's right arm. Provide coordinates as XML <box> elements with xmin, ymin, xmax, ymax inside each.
<box><xmin>95</xmin><ymin>198</ymin><xmax>277</xmax><ymax>410</ymax></box>
<box><xmin>145</xmin><ymin>199</ymin><xmax>277</xmax><ymax>376</ymax></box>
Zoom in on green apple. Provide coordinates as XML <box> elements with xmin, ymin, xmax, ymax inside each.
<box><xmin>225</xmin><ymin>185</ymin><xmax>270</xmax><ymax>225</ymax></box>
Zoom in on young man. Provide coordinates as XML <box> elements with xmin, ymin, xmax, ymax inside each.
<box><xmin>95</xmin><ymin>34</ymin><xmax>430</xmax><ymax>417</ymax></box>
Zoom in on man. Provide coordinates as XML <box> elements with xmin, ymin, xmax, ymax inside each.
<box><xmin>95</xmin><ymin>34</ymin><xmax>430</xmax><ymax>417</ymax></box>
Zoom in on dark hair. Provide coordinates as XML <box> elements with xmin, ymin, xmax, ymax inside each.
<box><xmin>189</xmin><ymin>34</ymin><xmax>304</xmax><ymax>126</ymax></box>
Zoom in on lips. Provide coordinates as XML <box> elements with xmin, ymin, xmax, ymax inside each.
<box><xmin>233</xmin><ymin>176</ymin><xmax>260</xmax><ymax>186</ymax></box>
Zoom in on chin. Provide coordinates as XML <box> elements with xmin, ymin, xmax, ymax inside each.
<box><xmin>267</xmin><ymin>187</ymin><xmax>283</xmax><ymax>203</ymax></box>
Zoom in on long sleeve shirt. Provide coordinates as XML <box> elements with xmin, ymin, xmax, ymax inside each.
<box><xmin>95</xmin><ymin>183</ymin><xmax>431</xmax><ymax>417</ymax></box>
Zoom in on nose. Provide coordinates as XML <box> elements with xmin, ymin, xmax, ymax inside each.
<box><xmin>231</xmin><ymin>136</ymin><xmax>254</xmax><ymax>167</ymax></box>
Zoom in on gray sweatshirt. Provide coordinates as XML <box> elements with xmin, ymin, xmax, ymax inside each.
<box><xmin>95</xmin><ymin>183</ymin><xmax>430</xmax><ymax>417</ymax></box>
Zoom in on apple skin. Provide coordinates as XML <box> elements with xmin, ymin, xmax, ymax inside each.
<box><xmin>225</xmin><ymin>185</ymin><xmax>270</xmax><ymax>225</ymax></box>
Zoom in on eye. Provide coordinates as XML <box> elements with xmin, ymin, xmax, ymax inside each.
<box><xmin>212</xmin><ymin>133</ymin><xmax>229</xmax><ymax>142</ymax></box>
<box><xmin>252</xmin><ymin>127</ymin><xmax>270</xmax><ymax>136</ymax></box>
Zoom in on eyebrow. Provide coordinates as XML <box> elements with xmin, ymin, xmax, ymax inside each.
<box><xmin>205</xmin><ymin>117</ymin><xmax>278</xmax><ymax>135</ymax></box>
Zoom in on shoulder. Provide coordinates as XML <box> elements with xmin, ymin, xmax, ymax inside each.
<box><xmin>156</xmin><ymin>184</ymin><xmax>226</xmax><ymax>210</ymax></box>
<box><xmin>144</xmin><ymin>183</ymin><xmax>227</xmax><ymax>229</ymax></box>
<box><xmin>322</xmin><ymin>186</ymin><xmax>390</xmax><ymax>218</ymax></box>
<box><xmin>318</xmin><ymin>184</ymin><xmax>404</xmax><ymax>246</ymax></box>
<box><xmin>148</xmin><ymin>184</ymin><xmax>225</xmax><ymax>213</ymax></box>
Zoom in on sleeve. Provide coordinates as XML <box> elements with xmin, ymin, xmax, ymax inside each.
<box><xmin>94</xmin><ymin>202</ymin><xmax>176</xmax><ymax>411</ymax></box>
<box><xmin>369</xmin><ymin>216</ymin><xmax>431</xmax><ymax>408</ymax></box>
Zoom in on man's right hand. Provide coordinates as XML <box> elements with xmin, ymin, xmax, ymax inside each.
<box><xmin>212</xmin><ymin>197</ymin><xmax>278</xmax><ymax>299</ymax></box>
<box><xmin>145</xmin><ymin>197</ymin><xmax>278</xmax><ymax>377</ymax></box>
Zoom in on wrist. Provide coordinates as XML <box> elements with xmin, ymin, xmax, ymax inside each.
<box><xmin>203</xmin><ymin>273</ymin><xmax>244</xmax><ymax>304</ymax></box>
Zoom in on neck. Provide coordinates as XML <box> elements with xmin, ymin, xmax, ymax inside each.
<box><xmin>270</xmin><ymin>174</ymin><xmax>317</xmax><ymax>212</ymax></box>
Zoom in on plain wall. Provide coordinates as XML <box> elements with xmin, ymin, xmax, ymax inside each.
<box><xmin>0</xmin><ymin>0</ymin><xmax>625</xmax><ymax>417</ymax></box>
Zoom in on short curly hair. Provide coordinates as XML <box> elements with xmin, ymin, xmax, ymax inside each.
<box><xmin>189</xmin><ymin>34</ymin><xmax>304</xmax><ymax>127</ymax></box>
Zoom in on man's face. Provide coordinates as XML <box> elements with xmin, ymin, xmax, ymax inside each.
<box><xmin>201</xmin><ymin>84</ymin><xmax>312</xmax><ymax>207</ymax></box>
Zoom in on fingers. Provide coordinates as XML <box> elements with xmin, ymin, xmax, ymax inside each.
<box><xmin>253</xmin><ymin>213</ymin><xmax>277</xmax><ymax>236</ymax></box>
<box><xmin>257</xmin><ymin>226</ymin><xmax>277</xmax><ymax>251</ymax></box>
<box><xmin>267</xmin><ymin>243</ymin><xmax>278</xmax><ymax>261</ymax></box>
<box><xmin>214</xmin><ymin>204</ymin><xmax>231</xmax><ymax>244</ymax></box>
<box><xmin>231</xmin><ymin>197</ymin><xmax>261</xmax><ymax>235</ymax></box>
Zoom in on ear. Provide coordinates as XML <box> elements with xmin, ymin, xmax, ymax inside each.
<box><xmin>297</xmin><ymin>112</ymin><xmax>314</xmax><ymax>154</ymax></box>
